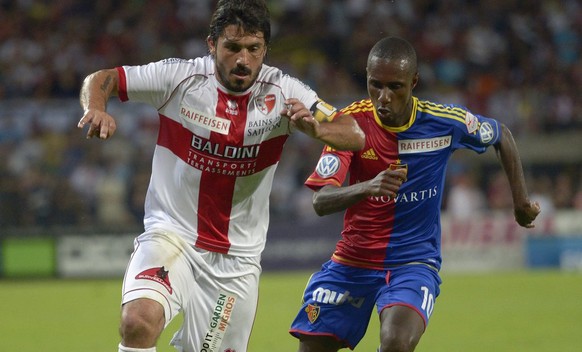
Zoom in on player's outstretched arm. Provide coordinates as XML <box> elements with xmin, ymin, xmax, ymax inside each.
<box><xmin>318</xmin><ymin>114</ymin><xmax>366</xmax><ymax>151</ymax></box>
<box><xmin>312</xmin><ymin>168</ymin><xmax>407</xmax><ymax>216</ymax></box>
<box><xmin>78</xmin><ymin>69</ymin><xmax>119</xmax><ymax>140</ymax></box>
<box><xmin>282</xmin><ymin>98</ymin><xmax>365</xmax><ymax>151</ymax></box>
<box><xmin>494</xmin><ymin>123</ymin><xmax>541</xmax><ymax>228</ymax></box>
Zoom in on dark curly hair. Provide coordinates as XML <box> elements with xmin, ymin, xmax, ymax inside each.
<box><xmin>208</xmin><ymin>0</ymin><xmax>271</xmax><ymax>46</ymax></box>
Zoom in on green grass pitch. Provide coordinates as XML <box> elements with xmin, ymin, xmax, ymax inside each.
<box><xmin>0</xmin><ymin>270</ymin><xmax>580</xmax><ymax>351</ymax></box>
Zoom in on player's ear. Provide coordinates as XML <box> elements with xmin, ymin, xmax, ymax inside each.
<box><xmin>207</xmin><ymin>36</ymin><xmax>216</xmax><ymax>56</ymax></box>
<box><xmin>411</xmin><ymin>72</ymin><xmax>419</xmax><ymax>90</ymax></box>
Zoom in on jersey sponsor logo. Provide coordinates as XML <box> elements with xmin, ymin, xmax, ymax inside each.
<box><xmin>465</xmin><ymin>111</ymin><xmax>479</xmax><ymax>133</ymax></box>
<box><xmin>201</xmin><ymin>290</ymin><xmax>237</xmax><ymax>352</ymax></box>
<box><xmin>161</xmin><ymin>58</ymin><xmax>187</xmax><ymax>64</ymax></box>
<box><xmin>315</xmin><ymin>154</ymin><xmax>340</xmax><ymax>178</ymax></box>
<box><xmin>187</xmin><ymin>136</ymin><xmax>259</xmax><ymax>176</ymax></box>
<box><xmin>180</xmin><ymin>105</ymin><xmax>231</xmax><ymax>135</ymax></box>
<box><xmin>312</xmin><ymin>287</ymin><xmax>365</xmax><ymax>308</ymax></box>
<box><xmin>246</xmin><ymin>117</ymin><xmax>282</xmax><ymax>136</ymax></box>
<box><xmin>398</xmin><ymin>136</ymin><xmax>451</xmax><ymax>154</ymax></box>
<box><xmin>369</xmin><ymin>194</ymin><xmax>394</xmax><ymax>203</ymax></box>
<box><xmin>255</xmin><ymin>94</ymin><xmax>276</xmax><ymax>114</ymax></box>
<box><xmin>186</xmin><ymin>151</ymin><xmax>257</xmax><ymax>176</ymax></box>
<box><xmin>479</xmin><ymin>122</ymin><xmax>494</xmax><ymax>143</ymax></box>
<box><xmin>369</xmin><ymin>185</ymin><xmax>439</xmax><ymax>204</ymax></box>
<box><xmin>361</xmin><ymin>148</ymin><xmax>378</xmax><ymax>160</ymax></box>
<box><xmin>135</xmin><ymin>266</ymin><xmax>172</xmax><ymax>294</ymax></box>
<box><xmin>395</xmin><ymin>186</ymin><xmax>439</xmax><ymax>203</ymax></box>
<box><xmin>191</xmin><ymin>135</ymin><xmax>260</xmax><ymax>159</ymax></box>
<box><xmin>305</xmin><ymin>304</ymin><xmax>320</xmax><ymax>324</ymax></box>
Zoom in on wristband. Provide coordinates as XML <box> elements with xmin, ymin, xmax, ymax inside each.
<box><xmin>310</xmin><ymin>99</ymin><xmax>337</xmax><ymax>122</ymax></box>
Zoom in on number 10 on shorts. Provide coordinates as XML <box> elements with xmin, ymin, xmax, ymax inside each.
<box><xmin>420</xmin><ymin>286</ymin><xmax>435</xmax><ymax>318</ymax></box>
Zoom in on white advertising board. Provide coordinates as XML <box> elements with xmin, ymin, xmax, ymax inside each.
<box><xmin>57</xmin><ymin>234</ymin><xmax>135</xmax><ymax>278</ymax></box>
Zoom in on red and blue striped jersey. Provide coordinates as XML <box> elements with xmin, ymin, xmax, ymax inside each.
<box><xmin>305</xmin><ymin>97</ymin><xmax>501</xmax><ymax>270</ymax></box>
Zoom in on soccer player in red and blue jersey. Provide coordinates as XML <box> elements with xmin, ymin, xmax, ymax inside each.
<box><xmin>289</xmin><ymin>37</ymin><xmax>540</xmax><ymax>352</ymax></box>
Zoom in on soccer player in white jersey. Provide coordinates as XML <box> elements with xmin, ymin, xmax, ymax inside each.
<box><xmin>77</xmin><ymin>1</ymin><xmax>364</xmax><ymax>351</ymax></box>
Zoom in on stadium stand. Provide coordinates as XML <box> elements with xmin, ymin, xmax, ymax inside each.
<box><xmin>0</xmin><ymin>0</ymin><xmax>580</xmax><ymax>229</ymax></box>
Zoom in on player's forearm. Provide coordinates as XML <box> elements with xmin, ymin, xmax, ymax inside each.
<box><xmin>317</xmin><ymin>115</ymin><xmax>365</xmax><ymax>151</ymax></box>
<box><xmin>495</xmin><ymin>124</ymin><xmax>530</xmax><ymax>207</ymax></box>
<box><xmin>80</xmin><ymin>69</ymin><xmax>119</xmax><ymax>112</ymax></box>
<box><xmin>313</xmin><ymin>184</ymin><xmax>369</xmax><ymax>216</ymax></box>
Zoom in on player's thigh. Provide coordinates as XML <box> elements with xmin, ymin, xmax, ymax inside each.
<box><xmin>379</xmin><ymin>304</ymin><xmax>425</xmax><ymax>349</ymax></box>
<box><xmin>291</xmin><ymin>261</ymin><xmax>382</xmax><ymax>349</ymax></box>
<box><xmin>122</xmin><ymin>231</ymin><xmax>193</xmax><ymax>327</ymax></box>
<box><xmin>298</xmin><ymin>334</ymin><xmax>344</xmax><ymax>352</ymax></box>
<box><xmin>377</xmin><ymin>265</ymin><xmax>441</xmax><ymax>331</ymax></box>
<box><xmin>214</xmin><ymin>260</ymin><xmax>261</xmax><ymax>345</ymax></box>
<box><xmin>176</xmin><ymin>253</ymin><xmax>261</xmax><ymax>351</ymax></box>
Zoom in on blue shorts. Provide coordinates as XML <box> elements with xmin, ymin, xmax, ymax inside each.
<box><xmin>289</xmin><ymin>260</ymin><xmax>441</xmax><ymax>349</ymax></box>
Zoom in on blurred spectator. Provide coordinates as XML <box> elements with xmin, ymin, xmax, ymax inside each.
<box><xmin>528</xmin><ymin>174</ymin><xmax>556</xmax><ymax>219</ymax></box>
<box><xmin>0</xmin><ymin>0</ymin><xmax>579</xmax><ymax>135</ymax></box>
<box><xmin>573</xmin><ymin>175</ymin><xmax>582</xmax><ymax>211</ymax></box>
<box><xmin>486</xmin><ymin>170</ymin><xmax>514</xmax><ymax>210</ymax></box>
<box><xmin>0</xmin><ymin>0</ymin><xmax>581</xmax><ymax>230</ymax></box>
<box><xmin>446</xmin><ymin>165</ymin><xmax>486</xmax><ymax>220</ymax></box>
<box><xmin>553</xmin><ymin>170</ymin><xmax>575</xmax><ymax>209</ymax></box>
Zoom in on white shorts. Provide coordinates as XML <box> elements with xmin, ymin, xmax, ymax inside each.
<box><xmin>121</xmin><ymin>229</ymin><xmax>261</xmax><ymax>352</ymax></box>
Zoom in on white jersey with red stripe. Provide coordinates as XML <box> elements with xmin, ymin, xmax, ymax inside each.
<box><xmin>117</xmin><ymin>55</ymin><xmax>319</xmax><ymax>257</ymax></box>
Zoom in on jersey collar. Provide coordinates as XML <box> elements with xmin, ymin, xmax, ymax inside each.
<box><xmin>373</xmin><ymin>96</ymin><xmax>418</xmax><ymax>132</ymax></box>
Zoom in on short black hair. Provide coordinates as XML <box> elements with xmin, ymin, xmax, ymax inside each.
<box><xmin>368</xmin><ymin>37</ymin><xmax>418</xmax><ymax>74</ymax></box>
<box><xmin>209</xmin><ymin>0</ymin><xmax>271</xmax><ymax>45</ymax></box>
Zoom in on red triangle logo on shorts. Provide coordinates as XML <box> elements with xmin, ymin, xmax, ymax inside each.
<box><xmin>135</xmin><ymin>266</ymin><xmax>173</xmax><ymax>294</ymax></box>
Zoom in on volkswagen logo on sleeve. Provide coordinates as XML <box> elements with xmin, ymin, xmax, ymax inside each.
<box><xmin>315</xmin><ymin>154</ymin><xmax>340</xmax><ymax>178</ymax></box>
<box><xmin>479</xmin><ymin>122</ymin><xmax>495</xmax><ymax>144</ymax></box>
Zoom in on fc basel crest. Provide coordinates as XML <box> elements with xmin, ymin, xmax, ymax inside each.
<box><xmin>305</xmin><ymin>304</ymin><xmax>320</xmax><ymax>323</ymax></box>
<box><xmin>389</xmin><ymin>162</ymin><xmax>408</xmax><ymax>172</ymax></box>
<box><xmin>256</xmin><ymin>94</ymin><xmax>276</xmax><ymax>115</ymax></box>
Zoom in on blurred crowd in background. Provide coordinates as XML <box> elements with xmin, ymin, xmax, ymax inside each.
<box><xmin>0</xmin><ymin>0</ymin><xmax>581</xmax><ymax>231</ymax></box>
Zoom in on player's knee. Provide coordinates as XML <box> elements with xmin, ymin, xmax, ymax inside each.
<box><xmin>379</xmin><ymin>331</ymin><xmax>419</xmax><ymax>352</ymax></box>
<box><xmin>120</xmin><ymin>314</ymin><xmax>153</xmax><ymax>341</ymax></box>
<box><xmin>119</xmin><ymin>300</ymin><xmax>165</xmax><ymax>346</ymax></box>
